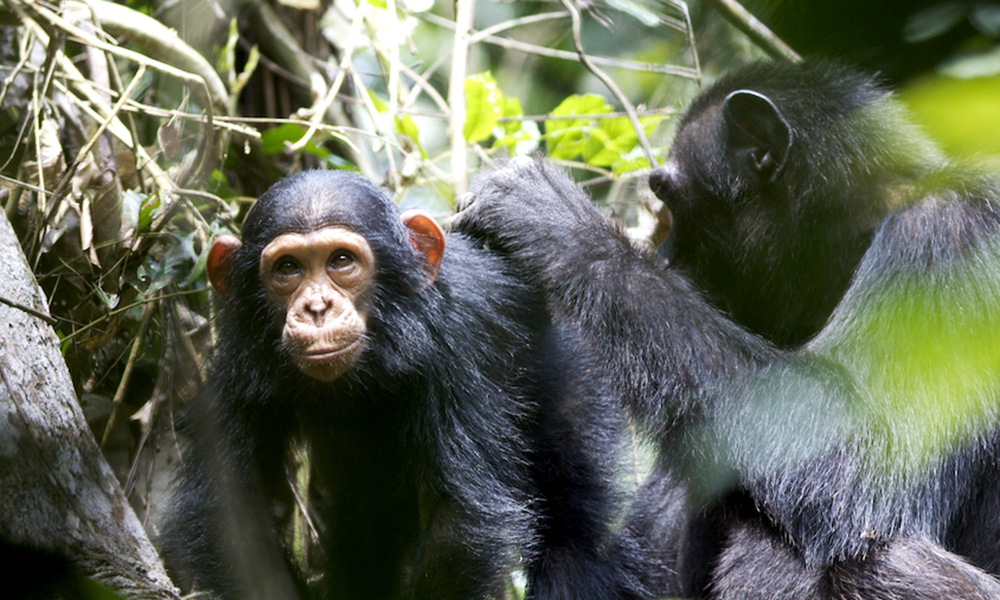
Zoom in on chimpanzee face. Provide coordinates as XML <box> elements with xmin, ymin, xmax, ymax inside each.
<box><xmin>206</xmin><ymin>179</ymin><xmax>445</xmax><ymax>384</ymax></box>
<box><xmin>257</xmin><ymin>226</ymin><xmax>375</xmax><ymax>382</ymax></box>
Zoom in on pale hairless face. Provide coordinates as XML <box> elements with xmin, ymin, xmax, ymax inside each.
<box><xmin>257</xmin><ymin>226</ymin><xmax>375</xmax><ymax>382</ymax></box>
<box><xmin>207</xmin><ymin>209</ymin><xmax>445</xmax><ymax>384</ymax></box>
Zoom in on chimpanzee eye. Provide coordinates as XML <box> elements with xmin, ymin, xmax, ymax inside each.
<box><xmin>274</xmin><ymin>257</ymin><xmax>301</xmax><ymax>277</ymax></box>
<box><xmin>329</xmin><ymin>250</ymin><xmax>356</xmax><ymax>271</ymax></box>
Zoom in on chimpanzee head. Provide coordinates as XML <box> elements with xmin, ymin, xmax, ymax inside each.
<box><xmin>649</xmin><ymin>60</ymin><xmax>891</xmax><ymax>246</ymax></box>
<box><xmin>206</xmin><ymin>171</ymin><xmax>445</xmax><ymax>382</ymax></box>
<box><xmin>646</xmin><ymin>60</ymin><xmax>935</xmax><ymax>345</ymax></box>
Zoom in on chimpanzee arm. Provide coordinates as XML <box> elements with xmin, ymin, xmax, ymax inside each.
<box><xmin>812</xmin><ymin>192</ymin><xmax>1000</xmax><ymax>457</ymax></box>
<box><xmin>455</xmin><ymin>158</ymin><xmax>778</xmax><ymax>431</ymax></box>
<box><xmin>456</xmin><ymin>158</ymin><xmax>1000</xmax><ymax>588</ymax></box>
<box><xmin>403</xmin><ymin>368</ymin><xmax>536</xmax><ymax>600</ymax></box>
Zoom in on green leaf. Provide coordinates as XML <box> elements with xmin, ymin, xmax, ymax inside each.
<box><xmin>586</xmin><ymin>114</ymin><xmax>665</xmax><ymax>167</ymax></box>
<box><xmin>138</xmin><ymin>193</ymin><xmax>160</xmax><ymax>232</ymax></box>
<box><xmin>368</xmin><ymin>89</ymin><xmax>388</xmax><ymax>113</ymax></box>
<box><xmin>261</xmin><ymin>123</ymin><xmax>307</xmax><ymax>154</ymax></box>
<box><xmin>545</xmin><ymin>94</ymin><xmax>612</xmax><ymax>160</ymax></box>
<box><xmin>463</xmin><ymin>73</ymin><xmax>503</xmax><ymax>143</ymax></box>
<box><xmin>612</xmin><ymin>153</ymin><xmax>651</xmax><ymax>175</ymax></box>
<box><xmin>493</xmin><ymin>95</ymin><xmax>540</xmax><ymax>154</ymax></box>
<box><xmin>261</xmin><ymin>123</ymin><xmax>331</xmax><ymax>161</ymax></box>
<box><xmin>584</xmin><ymin>117</ymin><xmax>633</xmax><ymax>166</ymax></box>
<box><xmin>500</xmin><ymin>95</ymin><xmax>525</xmax><ymax>136</ymax></box>
<box><xmin>395</xmin><ymin>115</ymin><xmax>425</xmax><ymax>158</ymax></box>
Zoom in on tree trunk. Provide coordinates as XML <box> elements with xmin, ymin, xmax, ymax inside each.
<box><xmin>0</xmin><ymin>209</ymin><xmax>180</xmax><ymax>600</ymax></box>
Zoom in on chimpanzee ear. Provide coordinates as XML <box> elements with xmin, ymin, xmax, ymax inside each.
<box><xmin>207</xmin><ymin>235</ymin><xmax>242</xmax><ymax>295</ymax></box>
<box><xmin>722</xmin><ymin>90</ymin><xmax>793</xmax><ymax>181</ymax></box>
<box><xmin>400</xmin><ymin>210</ymin><xmax>445</xmax><ymax>290</ymax></box>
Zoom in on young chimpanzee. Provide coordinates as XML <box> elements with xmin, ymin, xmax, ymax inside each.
<box><xmin>647</xmin><ymin>58</ymin><xmax>1000</xmax><ymax>592</ymax></box>
<box><xmin>158</xmin><ymin>170</ymin><xmax>635</xmax><ymax>600</ymax></box>
<box><xmin>454</xmin><ymin>75</ymin><xmax>1000</xmax><ymax>598</ymax></box>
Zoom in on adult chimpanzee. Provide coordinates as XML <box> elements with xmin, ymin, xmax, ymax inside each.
<box><xmin>158</xmin><ymin>170</ymin><xmax>636</xmax><ymax>600</ymax></box>
<box><xmin>454</xmin><ymin>60</ymin><xmax>1000</xmax><ymax>598</ymax></box>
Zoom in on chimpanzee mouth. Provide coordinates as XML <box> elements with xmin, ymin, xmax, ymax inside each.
<box><xmin>295</xmin><ymin>339</ymin><xmax>363</xmax><ymax>363</ymax></box>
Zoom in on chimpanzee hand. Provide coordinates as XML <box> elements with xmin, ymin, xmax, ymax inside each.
<box><xmin>454</xmin><ymin>157</ymin><xmax>632</xmax><ymax>292</ymax></box>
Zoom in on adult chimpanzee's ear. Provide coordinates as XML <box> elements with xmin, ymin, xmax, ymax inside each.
<box><xmin>207</xmin><ymin>235</ymin><xmax>242</xmax><ymax>295</ymax></box>
<box><xmin>400</xmin><ymin>210</ymin><xmax>445</xmax><ymax>290</ymax></box>
<box><xmin>722</xmin><ymin>90</ymin><xmax>793</xmax><ymax>181</ymax></box>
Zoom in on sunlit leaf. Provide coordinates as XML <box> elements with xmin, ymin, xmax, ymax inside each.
<box><xmin>545</xmin><ymin>94</ymin><xmax>612</xmax><ymax>160</ymax></box>
<box><xmin>464</xmin><ymin>73</ymin><xmax>503</xmax><ymax>143</ymax></box>
<box><xmin>500</xmin><ymin>95</ymin><xmax>525</xmax><ymax>136</ymax></box>
<box><xmin>395</xmin><ymin>115</ymin><xmax>424</xmax><ymax>157</ymax></box>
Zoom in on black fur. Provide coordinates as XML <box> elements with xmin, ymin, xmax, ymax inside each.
<box><xmin>455</xmin><ymin>71</ymin><xmax>1000</xmax><ymax>597</ymax></box>
<box><xmin>158</xmin><ymin>170</ymin><xmax>635</xmax><ymax>600</ymax></box>
<box><xmin>654</xmin><ymin>59</ymin><xmax>946</xmax><ymax>348</ymax></box>
<box><xmin>650</xmin><ymin>59</ymin><xmax>1000</xmax><ymax>585</ymax></box>
<box><xmin>455</xmin><ymin>157</ymin><xmax>779</xmax><ymax>597</ymax></box>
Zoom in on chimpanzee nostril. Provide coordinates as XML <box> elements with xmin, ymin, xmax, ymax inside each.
<box><xmin>648</xmin><ymin>163</ymin><xmax>674</xmax><ymax>199</ymax></box>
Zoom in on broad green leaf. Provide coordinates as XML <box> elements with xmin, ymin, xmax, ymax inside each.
<box><xmin>494</xmin><ymin>96</ymin><xmax>540</xmax><ymax>154</ymax></box>
<box><xmin>464</xmin><ymin>73</ymin><xmax>503</xmax><ymax>143</ymax></box>
<box><xmin>545</xmin><ymin>94</ymin><xmax>612</xmax><ymax>160</ymax></box>
<box><xmin>584</xmin><ymin>117</ymin><xmax>634</xmax><ymax>166</ymax></box>
<box><xmin>551</xmin><ymin>94</ymin><xmax>610</xmax><ymax>117</ymax></box>
<box><xmin>261</xmin><ymin>123</ymin><xmax>307</xmax><ymax>154</ymax></box>
<box><xmin>612</xmin><ymin>154</ymin><xmax>652</xmax><ymax>175</ymax></box>
<box><xmin>589</xmin><ymin>114</ymin><xmax>666</xmax><ymax>168</ymax></box>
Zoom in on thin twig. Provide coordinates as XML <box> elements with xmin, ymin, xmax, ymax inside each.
<box><xmin>83</xmin><ymin>0</ymin><xmax>230</xmax><ymax>114</ymax></box>
<box><xmin>701</xmin><ymin>0</ymin><xmax>801</xmax><ymax>62</ymax></box>
<box><xmin>289</xmin><ymin>0</ymin><xmax>367</xmax><ymax>154</ymax></box>
<box><xmin>503</xmin><ymin>106</ymin><xmax>679</xmax><ymax>123</ymax></box>
<box><xmin>60</xmin><ymin>288</ymin><xmax>199</xmax><ymax>342</ymax></box>
<box><xmin>117</xmin><ymin>100</ymin><xmax>260</xmax><ymax>137</ymax></box>
<box><xmin>399</xmin><ymin>59</ymin><xmax>450</xmax><ymax>115</ymax></box>
<box><xmin>558</xmin><ymin>0</ymin><xmax>657</xmax><ymax>167</ymax></box>
<box><xmin>663</xmin><ymin>0</ymin><xmax>701</xmax><ymax>87</ymax></box>
<box><xmin>0</xmin><ymin>173</ymin><xmax>52</xmax><ymax>197</ymax></box>
<box><xmin>70</xmin><ymin>64</ymin><xmax>146</xmax><ymax>171</ymax></box>
<box><xmin>12</xmin><ymin>1</ymin><xmax>187</xmax><ymax>206</ymax></box>
<box><xmin>407</xmin><ymin>11</ymin><xmax>571</xmax><ymax>108</ymax></box>
<box><xmin>421</xmin><ymin>11</ymin><xmax>700</xmax><ymax>79</ymax></box>
<box><xmin>100</xmin><ymin>297</ymin><xmax>156</xmax><ymax>448</ymax></box>
<box><xmin>23</xmin><ymin>1</ymin><xmax>221</xmax><ymax>109</ymax></box>
<box><xmin>448</xmin><ymin>0</ymin><xmax>477</xmax><ymax>196</ymax></box>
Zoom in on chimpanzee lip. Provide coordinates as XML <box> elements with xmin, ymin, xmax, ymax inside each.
<box><xmin>295</xmin><ymin>339</ymin><xmax>362</xmax><ymax>363</ymax></box>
